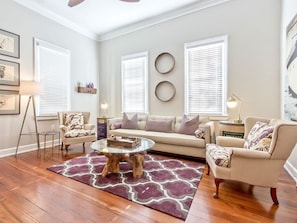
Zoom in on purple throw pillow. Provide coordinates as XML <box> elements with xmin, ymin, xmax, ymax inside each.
<box><xmin>179</xmin><ymin>114</ymin><xmax>199</xmax><ymax>135</ymax></box>
<box><xmin>146</xmin><ymin>119</ymin><xmax>173</xmax><ymax>133</ymax></box>
<box><xmin>121</xmin><ymin>113</ymin><xmax>138</xmax><ymax>129</ymax></box>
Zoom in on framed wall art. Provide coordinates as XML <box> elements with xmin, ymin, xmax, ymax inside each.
<box><xmin>0</xmin><ymin>59</ymin><xmax>20</xmax><ymax>86</ymax></box>
<box><xmin>0</xmin><ymin>29</ymin><xmax>20</xmax><ymax>58</ymax></box>
<box><xmin>0</xmin><ymin>90</ymin><xmax>20</xmax><ymax>115</ymax></box>
<box><xmin>284</xmin><ymin>13</ymin><xmax>297</xmax><ymax>121</ymax></box>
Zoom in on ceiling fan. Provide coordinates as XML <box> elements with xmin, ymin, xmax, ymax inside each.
<box><xmin>68</xmin><ymin>0</ymin><xmax>140</xmax><ymax>7</ymax></box>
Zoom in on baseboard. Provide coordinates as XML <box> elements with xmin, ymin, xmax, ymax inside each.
<box><xmin>0</xmin><ymin>139</ymin><xmax>60</xmax><ymax>158</ymax></box>
<box><xmin>284</xmin><ymin>160</ymin><xmax>297</xmax><ymax>186</ymax></box>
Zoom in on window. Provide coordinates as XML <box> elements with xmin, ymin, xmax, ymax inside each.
<box><xmin>184</xmin><ymin>36</ymin><xmax>227</xmax><ymax>116</ymax></box>
<box><xmin>34</xmin><ymin>38</ymin><xmax>71</xmax><ymax>116</ymax></box>
<box><xmin>121</xmin><ymin>51</ymin><xmax>148</xmax><ymax>113</ymax></box>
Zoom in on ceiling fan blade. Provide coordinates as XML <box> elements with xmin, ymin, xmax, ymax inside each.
<box><xmin>68</xmin><ymin>0</ymin><xmax>85</xmax><ymax>7</ymax></box>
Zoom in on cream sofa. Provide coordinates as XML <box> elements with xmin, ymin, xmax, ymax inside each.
<box><xmin>107</xmin><ymin>114</ymin><xmax>215</xmax><ymax>159</ymax></box>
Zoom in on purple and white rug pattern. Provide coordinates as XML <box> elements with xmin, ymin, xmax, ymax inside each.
<box><xmin>47</xmin><ymin>152</ymin><xmax>205</xmax><ymax>220</ymax></box>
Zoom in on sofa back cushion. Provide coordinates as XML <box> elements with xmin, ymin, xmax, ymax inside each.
<box><xmin>147</xmin><ymin>115</ymin><xmax>175</xmax><ymax>131</ymax></box>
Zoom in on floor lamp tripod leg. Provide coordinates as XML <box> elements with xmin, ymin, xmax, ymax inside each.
<box><xmin>15</xmin><ymin>96</ymin><xmax>32</xmax><ymax>157</ymax></box>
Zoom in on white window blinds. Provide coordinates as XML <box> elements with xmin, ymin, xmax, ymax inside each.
<box><xmin>34</xmin><ymin>38</ymin><xmax>71</xmax><ymax>116</ymax></box>
<box><xmin>121</xmin><ymin>52</ymin><xmax>148</xmax><ymax>113</ymax></box>
<box><xmin>184</xmin><ymin>36</ymin><xmax>227</xmax><ymax>115</ymax></box>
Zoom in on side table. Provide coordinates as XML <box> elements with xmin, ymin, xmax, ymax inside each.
<box><xmin>97</xmin><ymin>117</ymin><xmax>110</xmax><ymax>139</ymax></box>
<box><xmin>39</xmin><ymin>130</ymin><xmax>60</xmax><ymax>159</ymax></box>
<box><xmin>219</xmin><ymin>121</ymin><xmax>245</xmax><ymax>138</ymax></box>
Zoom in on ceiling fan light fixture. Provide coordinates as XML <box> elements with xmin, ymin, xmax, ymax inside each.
<box><xmin>68</xmin><ymin>0</ymin><xmax>85</xmax><ymax>7</ymax></box>
<box><xmin>120</xmin><ymin>0</ymin><xmax>140</xmax><ymax>2</ymax></box>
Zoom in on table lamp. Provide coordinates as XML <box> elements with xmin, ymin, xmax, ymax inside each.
<box><xmin>101</xmin><ymin>102</ymin><xmax>108</xmax><ymax>118</ymax></box>
<box><xmin>227</xmin><ymin>93</ymin><xmax>242</xmax><ymax>124</ymax></box>
<box><xmin>15</xmin><ymin>81</ymin><xmax>43</xmax><ymax>156</ymax></box>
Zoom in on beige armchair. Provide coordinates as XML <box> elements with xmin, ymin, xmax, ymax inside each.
<box><xmin>58</xmin><ymin>112</ymin><xmax>96</xmax><ymax>154</ymax></box>
<box><xmin>206</xmin><ymin>116</ymin><xmax>297</xmax><ymax>205</ymax></box>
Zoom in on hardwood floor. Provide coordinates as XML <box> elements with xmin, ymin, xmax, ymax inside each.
<box><xmin>1</xmin><ymin>143</ymin><xmax>296</xmax><ymax>223</ymax></box>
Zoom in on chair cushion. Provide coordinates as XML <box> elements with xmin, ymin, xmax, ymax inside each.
<box><xmin>206</xmin><ymin>144</ymin><xmax>232</xmax><ymax>167</ymax></box>
<box><xmin>64</xmin><ymin>113</ymin><xmax>84</xmax><ymax>130</ymax></box>
<box><xmin>244</xmin><ymin>121</ymin><xmax>274</xmax><ymax>152</ymax></box>
<box><xmin>64</xmin><ymin>129</ymin><xmax>95</xmax><ymax>138</ymax></box>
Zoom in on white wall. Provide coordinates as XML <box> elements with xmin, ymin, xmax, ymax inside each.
<box><xmin>0</xmin><ymin>0</ymin><xmax>99</xmax><ymax>154</ymax></box>
<box><xmin>100</xmin><ymin>0</ymin><xmax>281</xmax><ymax>120</ymax></box>
<box><xmin>282</xmin><ymin>0</ymin><xmax>297</xmax><ymax>185</ymax></box>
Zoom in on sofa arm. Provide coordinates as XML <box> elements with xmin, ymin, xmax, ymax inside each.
<box><xmin>231</xmin><ymin>147</ymin><xmax>271</xmax><ymax>159</ymax></box>
<box><xmin>84</xmin><ymin>124</ymin><xmax>95</xmax><ymax>130</ymax></box>
<box><xmin>204</xmin><ymin>121</ymin><xmax>215</xmax><ymax>144</ymax></box>
<box><xmin>216</xmin><ymin>136</ymin><xmax>245</xmax><ymax>147</ymax></box>
<box><xmin>107</xmin><ymin>117</ymin><xmax>122</xmax><ymax>137</ymax></box>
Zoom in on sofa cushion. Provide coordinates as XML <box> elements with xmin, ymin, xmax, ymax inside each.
<box><xmin>109</xmin><ymin>129</ymin><xmax>205</xmax><ymax>148</ymax></box>
<box><xmin>64</xmin><ymin>113</ymin><xmax>84</xmax><ymax>130</ymax></box>
<box><xmin>179</xmin><ymin>114</ymin><xmax>199</xmax><ymax>135</ymax></box>
<box><xmin>145</xmin><ymin>119</ymin><xmax>173</xmax><ymax>133</ymax></box>
<box><xmin>122</xmin><ymin>113</ymin><xmax>138</xmax><ymax>129</ymax></box>
<box><xmin>244</xmin><ymin>121</ymin><xmax>274</xmax><ymax>152</ymax></box>
<box><xmin>195</xmin><ymin>127</ymin><xmax>205</xmax><ymax>139</ymax></box>
<box><xmin>206</xmin><ymin>144</ymin><xmax>232</xmax><ymax>167</ymax></box>
<box><xmin>64</xmin><ymin>129</ymin><xmax>95</xmax><ymax>138</ymax></box>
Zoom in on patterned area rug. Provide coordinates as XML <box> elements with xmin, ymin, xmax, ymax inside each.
<box><xmin>47</xmin><ymin>152</ymin><xmax>205</xmax><ymax>220</ymax></box>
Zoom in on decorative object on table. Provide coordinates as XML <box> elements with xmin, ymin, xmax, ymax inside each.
<box><xmin>155</xmin><ymin>80</ymin><xmax>176</xmax><ymax>102</ymax></box>
<box><xmin>107</xmin><ymin>136</ymin><xmax>141</xmax><ymax>148</ymax></box>
<box><xmin>47</xmin><ymin>152</ymin><xmax>205</xmax><ymax>220</ymax></box>
<box><xmin>227</xmin><ymin>93</ymin><xmax>242</xmax><ymax>123</ymax></box>
<box><xmin>154</xmin><ymin>52</ymin><xmax>175</xmax><ymax>74</ymax></box>
<box><xmin>0</xmin><ymin>59</ymin><xmax>20</xmax><ymax>86</ymax></box>
<box><xmin>15</xmin><ymin>81</ymin><xmax>43</xmax><ymax>156</ymax></box>
<box><xmin>0</xmin><ymin>29</ymin><xmax>20</xmax><ymax>58</ymax></box>
<box><xmin>0</xmin><ymin>90</ymin><xmax>20</xmax><ymax>115</ymax></box>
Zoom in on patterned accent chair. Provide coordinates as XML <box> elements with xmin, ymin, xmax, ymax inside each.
<box><xmin>58</xmin><ymin>112</ymin><xmax>96</xmax><ymax>154</ymax></box>
<box><xmin>206</xmin><ymin>116</ymin><xmax>297</xmax><ymax>205</ymax></box>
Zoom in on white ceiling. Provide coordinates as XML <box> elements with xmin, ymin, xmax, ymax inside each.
<box><xmin>14</xmin><ymin>0</ymin><xmax>228</xmax><ymax>41</ymax></box>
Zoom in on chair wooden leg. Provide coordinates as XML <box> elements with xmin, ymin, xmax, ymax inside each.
<box><xmin>65</xmin><ymin>145</ymin><xmax>69</xmax><ymax>155</ymax></box>
<box><xmin>206</xmin><ymin>162</ymin><xmax>210</xmax><ymax>175</ymax></box>
<box><xmin>271</xmin><ymin>188</ymin><xmax>279</xmax><ymax>205</ymax></box>
<box><xmin>213</xmin><ymin>178</ymin><xmax>224</xmax><ymax>198</ymax></box>
<box><xmin>83</xmin><ymin>142</ymin><xmax>85</xmax><ymax>153</ymax></box>
<box><xmin>61</xmin><ymin>142</ymin><xmax>64</xmax><ymax>150</ymax></box>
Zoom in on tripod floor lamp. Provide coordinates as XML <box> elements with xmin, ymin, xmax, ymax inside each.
<box><xmin>15</xmin><ymin>81</ymin><xmax>42</xmax><ymax>156</ymax></box>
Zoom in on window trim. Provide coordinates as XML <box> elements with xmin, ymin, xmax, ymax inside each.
<box><xmin>34</xmin><ymin>38</ymin><xmax>71</xmax><ymax>117</ymax></box>
<box><xmin>121</xmin><ymin>51</ymin><xmax>149</xmax><ymax>114</ymax></box>
<box><xmin>184</xmin><ymin>35</ymin><xmax>228</xmax><ymax>116</ymax></box>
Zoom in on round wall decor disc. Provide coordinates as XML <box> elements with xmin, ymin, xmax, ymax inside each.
<box><xmin>155</xmin><ymin>81</ymin><xmax>176</xmax><ymax>102</ymax></box>
<box><xmin>155</xmin><ymin>52</ymin><xmax>175</xmax><ymax>74</ymax></box>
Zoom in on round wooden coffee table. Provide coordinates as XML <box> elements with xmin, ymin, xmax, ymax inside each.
<box><xmin>91</xmin><ymin>137</ymin><xmax>155</xmax><ymax>178</ymax></box>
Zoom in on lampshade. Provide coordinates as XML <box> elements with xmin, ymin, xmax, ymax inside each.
<box><xmin>19</xmin><ymin>81</ymin><xmax>43</xmax><ymax>96</ymax></box>
<box><xmin>101</xmin><ymin>102</ymin><xmax>108</xmax><ymax>110</ymax></box>
<box><xmin>227</xmin><ymin>95</ymin><xmax>238</xmax><ymax>108</ymax></box>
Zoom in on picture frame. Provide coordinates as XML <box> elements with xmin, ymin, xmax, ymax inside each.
<box><xmin>0</xmin><ymin>90</ymin><xmax>20</xmax><ymax>115</ymax></box>
<box><xmin>0</xmin><ymin>29</ymin><xmax>20</xmax><ymax>58</ymax></box>
<box><xmin>0</xmin><ymin>59</ymin><xmax>20</xmax><ymax>86</ymax></box>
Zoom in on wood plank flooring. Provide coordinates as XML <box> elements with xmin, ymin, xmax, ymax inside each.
<box><xmin>0</xmin><ymin>143</ymin><xmax>296</xmax><ymax>223</ymax></box>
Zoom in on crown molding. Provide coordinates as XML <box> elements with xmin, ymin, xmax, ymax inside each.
<box><xmin>99</xmin><ymin>0</ymin><xmax>230</xmax><ymax>42</ymax></box>
<box><xmin>14</xmin><ymin>0</ymin><xmax>230</xmax><ymax>42</ymax></box>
